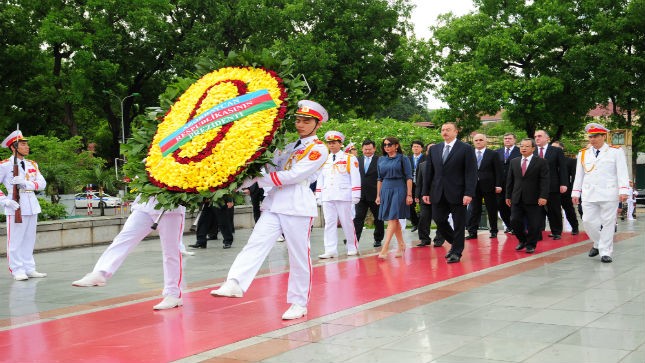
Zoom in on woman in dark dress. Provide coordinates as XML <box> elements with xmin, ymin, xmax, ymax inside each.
<box><xmin>375</xmin><ymin>137</ymin><xmax>413</xmax><ymax>258</ymax></box>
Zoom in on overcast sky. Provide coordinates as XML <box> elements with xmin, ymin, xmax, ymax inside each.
<box><xmin>410</xmin><ymin>0</ymin><xmax>475</xmax><ymax>108</ymax></box>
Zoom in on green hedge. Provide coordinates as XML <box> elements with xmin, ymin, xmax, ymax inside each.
<box><xmin>0</xmin><ymin>198</ymin><xmax>68</xmax><ymax>223</ymax></box>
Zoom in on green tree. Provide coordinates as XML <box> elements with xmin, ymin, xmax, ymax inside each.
<box><xmin>273</xmin><ymin>0</ymin><xmax>431</xmax><ymax>118</ymax></box>
<box><xmin>1</xmin><ymin>0</ymin><xmax>432</xmax><ymax>162</ymax></box>
<box><xmin>429</xmin><ymin>0</ymin><xmax>604</xmax><ymax>139</ymax></box>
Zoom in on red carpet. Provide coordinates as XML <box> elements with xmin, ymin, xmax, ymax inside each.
<box><xmin>0</xmin><ymin>232</ymin><xmax>588</xmax><ymax>362</ymax></box>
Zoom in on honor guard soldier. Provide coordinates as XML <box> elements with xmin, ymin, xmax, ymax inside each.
<box><xmin>212</xmin><ymin>100</ymin><xmax>329</xmax><ymax>320</ymax></box>
<box><xmin>73</xmin><ymin>195</ymin><xmax>186</xmax><ymax>310</ymax></box>
<box><xmin>571</xmin><ymin>123</ymin><xmax>630</xmax><ymax>263</ymax></box>
<box><xmin>0</xmin><ymin>130</ymin><xmax>47</xmax><ymax>281</ymax></box>
<box><xmin>316</xmin><ymin>130</ymin><xmax>361</xmax><ymax>258</ymax></box>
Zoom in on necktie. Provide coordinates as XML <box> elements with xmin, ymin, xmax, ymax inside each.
<box><xmin>477</xmin><ymin>150</ymin><xmax>483</xmax><ymax>168</ymax></box>
<box><xmin>504</xmin><ymin>148</ymin><xmax>510</xmax><ymax>162</ymax></box>
<box><xmin>332</xmin><ymin>154</ymin><xmax>336</xmax><ymax>162</ymax></box>
<box><xmin>539</xmin><ymin>147</ymin><xmax>544</xmax><ymax>158</ymax></box>
<box><xmin>442</xmin><ymin>145</ymin><xmax>451</xmax><ymax>163</ymax></box>
<box><xmin>294</xmin><ymin>140</ymin><xmax>302</xmax><ymax>148</ymax></box>
<box><xmin>595</xmin><ymin>149</ymin><xmax>600</xmax><ymax>157</ymax></box>
<box><xmin>20</xmin><ymin>160</ymin><xmax>25</xmax><ymax>171</ymax></box>
<box><xmin>413</xmin><ymin>156</ymin><xmax>418</xmax><ymax>170</ymax></box>
<box><xmin>521</xmin><ymin>158</ymin><xmax>528</xmax><ymax>176</ymax></box>
<box><xmin>364</xmin><ymin>157</ymin><xmax>370</xmax><ymax>172</ymax></box>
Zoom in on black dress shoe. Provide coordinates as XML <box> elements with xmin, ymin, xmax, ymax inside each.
<box><xmin>515</xmin><ymin>243</ymin><xmax>526</xmax><ymax>251</ymax></box>
<box><xmin>490</xmin><ymin>233</ymin><xmax>497</xmax><ymax>239</ymax></box>
<box><xmin>223</xmin><ymin>242</ymin><xmax>232</xmax><ymax>249</ymax></box>
<box><xmin>446</xmin><ymin>254</ymin><xmax>461</xmax><ymax>263</ymax></box>
<box><xmin>433</xmin><ymin>240</ymin><xmax>445</xmax><ymax>247</ymax></box>
<box><xmin>548</xmin><ymin>233</ymin><xmax>555</xmax><ymax>237</ymax></box>
<box><xmin>571</xmin><ymin>228</ymin><xmax>579</xmax><ymax>235</ymax></box>
<box><xmin>465</xmin><ymin>234</ymin><xmax>478</xmax><ymax>240</ymax></box>
<box><xmin>445</xmin><ymin>251</ymin><xmax>453</xmax><ymax>258</ymax></box>
<box><xmin>525</xmin><ymin>246</ymin><xmax>535</xmax><ymax>253</ymax></box>
<box><xmin>600</xmin><ymin>256</ymin><xmax>613</xmax><ymax>263</ymax></box>
<box><xmin>373</xmin><ymin>241</ymin><xmax>382</xmax><ymax>248</ymax></box>
<box><xmin>504</xmin><ymin>228</ymin><xmax>513</xmax><ymax>234</ymax></box>
<box><xmin>552</xmin><ymin>234</ymin><xmax>561</xmax><ymax>240</ymax></box>
<box><xmin>411</xmin><ymin>226</ymin><xmax>418</xmax><ymax>232</ymax></box>
<box><xmin>588</xmin><ymin>247</ymin><xmax>599</xmax><ymax>257</ymax></box>
<box><xmin>189</xmin><ymin>244</ymin><xmax>206</xmax><ymax>249</ymax></box>
<box><xmin>416</xmin><ymin>241</ymin><xmax>430</xmax><ymax>247</ymax></box>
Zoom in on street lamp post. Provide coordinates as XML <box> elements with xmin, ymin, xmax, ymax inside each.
<box><xmin>105</xmin><ymin>91</ymin><xmax>140</xmax><ymax>203</ymax></box>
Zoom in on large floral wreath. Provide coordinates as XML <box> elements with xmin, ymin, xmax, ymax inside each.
<box><xmin>122</xmin><ymin>55</ymin><xmax>307</xmax><ymax>211</ymax></box>
<box><xmin>147</xmin><ymin>66</ymin><xmax>287</xmax><ymax>192</ymax></box>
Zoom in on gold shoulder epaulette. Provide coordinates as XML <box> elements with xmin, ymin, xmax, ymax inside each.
<box><xmin>610</xmin><ymin>145</ymin><xmax>621</xmax><ymax>149</ymax></box>
<box><xmin>0</xmin><ymin>159</ymin><xmax>9</xmax><ymax>164</ymax></box>
<box><xmin>314</xmin><ymin>139</ymin><xmax>324</xmax><ymax>144</ymax></box>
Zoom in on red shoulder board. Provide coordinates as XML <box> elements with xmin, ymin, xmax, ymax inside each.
<box><xmin>314</xmin><ymin>140</ymin><xmax>324</xmax><ymax>144</ymax></box>
<box><xmin>0</xmin><ymin>159</ymin><xmax>9</xmax><ymax>164</ymax></box>
<box><xmin>610</xmin><ymin>145</ymin><xmax>621</xmax><ymax>149</ymax></box>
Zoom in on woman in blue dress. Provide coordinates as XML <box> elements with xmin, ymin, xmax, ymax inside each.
<box><xmin>375</xmin><ymin>137</ymin><xmax>413</xmax><ymax>258</ymax></box>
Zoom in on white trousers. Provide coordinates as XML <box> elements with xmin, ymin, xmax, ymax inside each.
<box><xmin>227</xmin><ymin>211</ymin><xmax>314</xmax><ymax>307</ymax></box>
<box><xmin>6</xmin><ymin>214</ymin><xmax>38</xmax><ymax>276</ymax></box>
<box><xmin>92</xmin><ymin>210</ymin><xmax>184</xmax><ymax>298</ymax></box>
<box><xmin>581</xmin><ymin>200</ymin><xmax>617</xmax><ymax>257</ymax></box>
<box><xmin>322</xmin><ymin>201</ymin><xmax>358</xmax><ymax>254</ymax></box>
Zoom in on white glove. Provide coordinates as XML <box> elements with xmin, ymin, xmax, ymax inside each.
<box><xmin>352</xmin><ymin>197</ymin><xmax>360</xmax><ymax>205</ymax></box>
<box><xmin>316</xmin><ymin>198</ymin><xmax>322</xmax><ymax>206</ymax></box>
<box><xmin>239</xmin><ymin>177</ymin><xmax>257</xmax><ymax>190</ymax></box>
<box><xmin>11</xmin><ymin>175</ymin><xmax>26</xmax><ymax>187</ymax></box>
<box><xmin>3</xmin><ymin>199</ymin><xmax>20</xmax><ymax>211</ymax></box>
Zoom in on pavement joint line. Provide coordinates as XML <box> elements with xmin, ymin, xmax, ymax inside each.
<box><xmin>172</xmin><ymin>232</ymin><xmax>641</xmax><ymax>362</ymax></box>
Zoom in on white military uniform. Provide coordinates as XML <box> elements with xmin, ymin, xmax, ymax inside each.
<box><xmin>572</xmin><ymin>143</ymin><xmax>629</xmax><ymax>257</ymax></box>
<box><xmin>226</xmin><ymin>135</ymin><xmax>328</xmax><ymax>307</ymax></box>
<box><xmin>0</xmin><ymin>156</ymin><xmax>46</xmax><ymax>277</ymax></box>
<box><xmin>91</xmin><ymin>195</ymin><xmax>185</xmax><ymax>298</ymax></box>
<box><xmin>316</xmin><ymin>150</ymin><xmax>361</xmax><ymax>255</ymax></box>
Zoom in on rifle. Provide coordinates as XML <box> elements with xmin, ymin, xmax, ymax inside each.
<box><xmin>12</xmin><ymin>145</ymin><xmax>22</xmax><ymax>224</ymax></box>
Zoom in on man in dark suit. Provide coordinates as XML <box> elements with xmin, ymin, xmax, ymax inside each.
<box><xmin>415</xmin><ymin>143</ymin><xmax>445</xmax><ymax>247</ymax></box>
<box><xmin>422</xmin><ymin>122</ymin><xmax>477</xmax><ymax>263</ymax></box>
<box><xmin>496</xmin><ymin>133</ymin><xmax>521</xmax><ymax>233</ymax></box>
<box><xmin>550</xmin><ymin>141</ymin><xmax>579</xmax><ymax>234</ymax></box>
<box><xmin>242</xmin><ymin>182</ymin><xmax>264</xmax><ymax>223</ymax></box>
<box><xmin>506</xmin><ymin>138</ymin><xmax>550</xmax><ymax>253</ymax></box>
<box><xmin>534</xmin><ymin>130</ymin><xmax>568</xmax><ymax>240</ymax></box>
<box><xmin>467</xmin><ymin>134</ymin><xmax>503</xmax><ymax>239</ymax></box>
<box><xmin>408</xmin><ymin>140</ymin><xmax>426</xmax><ymax>232</ymax></box>
<box><xmin>353</xmin><ymin>139</ymin><xmax>385</xmax><ymax>247</ymax></box>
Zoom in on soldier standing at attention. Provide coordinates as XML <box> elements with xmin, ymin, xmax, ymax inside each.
<box><xmin>0</xmin><ymin>130</ymin><xmax>47</xmax><ymax>281</ymax></box>
<box><xmin>572</xmin><ymin>123</ymin><xmax>630</xmax><ymax>263</ymax></box>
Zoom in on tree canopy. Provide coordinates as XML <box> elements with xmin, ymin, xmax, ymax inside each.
<box><xmin>428</xmin><ymin>0</ymin><xmax>645</xmax><ymax>141</ymax></box>
<box><xmin>0</xmin><ymin>0</ymin><xmax>431</xmax><ymax>161</ymax></box>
